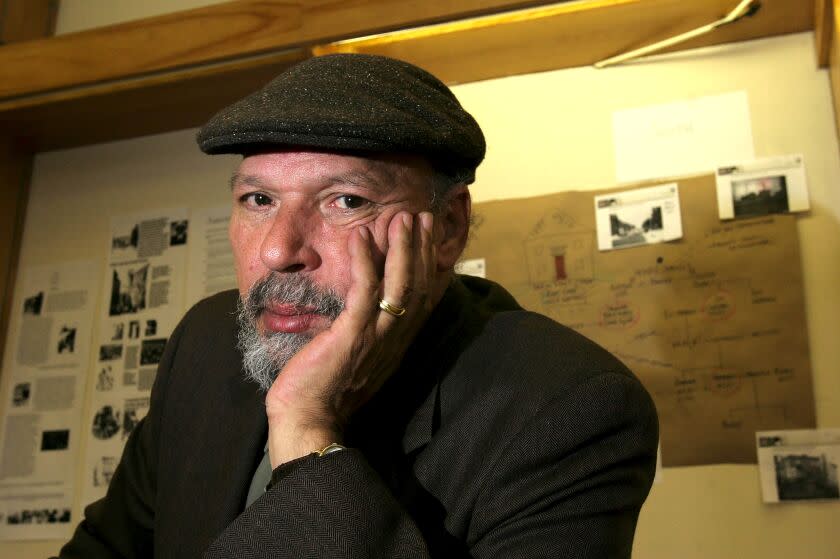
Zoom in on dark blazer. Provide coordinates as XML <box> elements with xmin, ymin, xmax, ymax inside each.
<box><xmin>59</xmin><ymin>276</ymin><xmax>658</xmax><ymax>558</ymax></box>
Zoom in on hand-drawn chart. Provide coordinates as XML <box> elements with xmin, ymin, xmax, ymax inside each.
<box><xmin>463</xmin><ymin>174</ymin><xmax>814</xmax><ymax>466</ymax></box>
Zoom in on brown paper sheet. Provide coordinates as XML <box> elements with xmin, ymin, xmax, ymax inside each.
<box><xmin>462</xmin><ymin>174</ymin><xmax>815</xmax><ymax>466</ymax></box>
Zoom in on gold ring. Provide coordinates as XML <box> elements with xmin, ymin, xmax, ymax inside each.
<box><xmin>378</xmin><ymin>299</ymin><xmax>406</xmax><ymax>317</ymax></box>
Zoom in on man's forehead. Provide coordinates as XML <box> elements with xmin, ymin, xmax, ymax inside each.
<box><xmin>229</xmin><ymin>150</ymin><xmax>433</xmax><ymax>192</ymax></box>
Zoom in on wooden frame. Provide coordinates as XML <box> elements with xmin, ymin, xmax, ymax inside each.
<box><xmin>828</xmin><ymin>0</ymin><xmax>840</xmax><ymax>139</ymax></box>
<box><xmin>816</xmin><ymin>0</ymin><xmax>833</xmax><ymax>67</ymax></box>
<box><xmin>0</xmin><ymin>0</ymin><xmax>830</xmax><ymax>362</ymax></box>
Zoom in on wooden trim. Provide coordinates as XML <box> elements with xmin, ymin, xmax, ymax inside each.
<box><xmin>0</xmin><ymin>0</ymin><xmax>57</xmax><ymax>44</ymax></box>
<box><xmin>315</xmin><ymin>0</ymin><xmax>814</xmax><ymax>84</ymax></box>
<box><xmin>816</xmin><ymin>0</ymin><xmax>833</xmax><ymax>67</ymax></box>
<box><xmin>0</xmin><ymin>49</ymin><xmax>309</xmax><ymax>151</ymax></box>
<box><xmin>0</xmin><ymin>0</ymin><xmax>560</xmax><ymax>100</ymax></box>
<box><xmin>0</xmin><ymin>0</ymin><xmax>816</xmax><ymax>152</ymax></box>
<box><xmin>830</xmin><ymin>0</ymin><xmax>840</xmax><ymax>141</ymax></box>
<box><xmin>0</xmin><ymin>137</ymin><xmax>32</xmax><ymax>372</ymax></box>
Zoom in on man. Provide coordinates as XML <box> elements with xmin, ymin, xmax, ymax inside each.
<box><xmin>60</xmin><ymin>54</ymin><xmax>658</xmax><ymax>558</ymax></box>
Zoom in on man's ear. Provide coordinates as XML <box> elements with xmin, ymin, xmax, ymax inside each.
<box><xmin>435</xmin><ymin>185</ymin><xmax>471</xmax><ymax>272</ymax></box>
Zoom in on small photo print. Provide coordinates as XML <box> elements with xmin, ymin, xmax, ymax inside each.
<box><xmin>123</xmin><ymin>398</ymin><xmax>150</xmax><ymax>440</ymax></box>
<box><xmin>23</xmin><ymin>292</ymin><xmax>44</xmax><ymax>315</ymax></box>
<box><xmin>595</xmin><ymin>183</ymin><xmax>682</xmax><ymax>251</ymax></box>
<box><xmin>99</xmin><ymin>344</ymin><xmax>123</xmax><ymax>361</ymax></box>
<box><xmin>93</xmin><ymin>456</ymin><xmax>117</xmax><ymax>487</ymax></box>
<box><xmin>91</xmin><ymin>405</ymin><xmax>121</xmax><ymax>440</ymax></box>
<box><xmin>774</xmin><ymin>452</ymin><xmax>839</xmax><ymax>501</ymax></box>
<box><xmin>732</xmin><ymin>176</ymin><xmax>789</xmax><ymax>217</ymax></box>
<box><xmin>144</xmin><ymin>319</ymin><xmax>157</xmax><ymax>337</ymax></box>
<box><xmin>111</xmin><ymin>224</ymin><xmax>139</xmax><ymax>255</ymax></box>
<box><xmin>756</xmin><ymin>428</ymin><xmax>840</xmax><ymax>503</ymax></box>
<box><xmin>12</xmin><ymin>382</ymin><xmax>31</xmax><ymax>406</ymax></box>
<box><xmin>5</xmin><ymin>508</ymin><xmax>71</xmax><ymax>525</ymax></box>
<box><xmin>96</xmin><ymin>365</ymin><xmax>115</xmax><ymax>392</ymax></box>
<box><xmin>128</xmin><ymin>320</ymin><xmax>141</xmax><ymax>340</ymax></box>
<box><xmin>57</xmin><ymin>325</ymin><xmax>77</xmax><ymax>354</ymax></box>
<box><xmin>140</xmin><ymin>338</ymin><xmax>167</xmax><ymax>366</ymax></box>
<box><xmin>41</xmin><ymin>429</ymin><xmax>70</xmax><ymax>451</ymax></box>
<box><xmin>110</xmin><ymin>322</ymin><xmax>124</xmax><ymax>341</ymax></box>
<box><xmin>716</xmin><ymin>154</ymin><xmax>809</xmax><ymax>220</ymax></box>
<box><xmin>170</xmin><ymin>219</ymin><xmax>188</xmax><ymax>246</ymax></box>
<box><xmin>108</xmin><ymin>263</ymin><xmax>149</xmax><ymax>316</ymax></box>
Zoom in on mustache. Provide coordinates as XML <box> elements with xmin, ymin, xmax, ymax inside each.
<box><xmin>241</xmin><ymin>272</ymin><xmax>345</xmax><ymax>323</ymax></box>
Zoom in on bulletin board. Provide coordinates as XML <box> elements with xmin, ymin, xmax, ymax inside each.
<box><xmin>461</xmin><ymin>174</ymin><xmax>815</xmax><ymax>466</ymax></box>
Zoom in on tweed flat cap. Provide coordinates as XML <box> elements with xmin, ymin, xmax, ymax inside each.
<box><xmin>196</xmin><ymin>53</ymin><xmax>485</xmax><ymax>183</ymax></box>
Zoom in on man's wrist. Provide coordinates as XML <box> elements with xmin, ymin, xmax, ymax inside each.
<box><xmin>267</xmin><ymin>424</ymin><xmax>342</xmax><ymax>468</ymax></box>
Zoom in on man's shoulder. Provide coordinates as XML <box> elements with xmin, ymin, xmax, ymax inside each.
<box><xmin>454</xmin><ymin>276</ymin><xmax>634</xmax><ymax>391</ymax></box>
<box><xmin>473</xmin><ymin>307</ymin><xmax>636</xmax><ymax>392</ymax></box>
<box><xmin>166</xmin><ymin>289</ymin><xmax>240</xmax><ymax>362</ymax></box>
<box><xmin>184</xmin><ymin>289</ymin><xmax>240</xmax><ymax>322</ymax></box>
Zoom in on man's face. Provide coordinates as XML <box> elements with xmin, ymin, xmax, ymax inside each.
<box><xmin>229</xmin><ymin>149</ymin><xmax>437</xmax><ymax>387</ymax></box>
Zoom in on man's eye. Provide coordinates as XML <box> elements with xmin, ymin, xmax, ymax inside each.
<box><xmin>334</xmin><ymin>195</ymin><xmax>369</xmax><ymax>210</ymax></box>
<box><xmin>241</xmin><ymin>193</ymin><xmax>272</xmax><ymax>207</ymax></box>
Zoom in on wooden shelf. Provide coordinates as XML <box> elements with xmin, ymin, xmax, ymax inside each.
<box><xmin>0</xmin><ymin>0</ymin><xmax>818</xmax><ymax>151</ymax></box>
<box><xmin>314</xmin><ymin>0</ymin><xmax>814</xmax><ymax>85</ymax></box>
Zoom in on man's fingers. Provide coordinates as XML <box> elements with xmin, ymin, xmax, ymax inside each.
<box><xmin>341</xmin><ymin>226</ymin><xmax>380</xmax><ymax>332</ymax></box>
<box><xmin>416</xmin><ymin>212</ymin><xmax>435</xmax><ymax>310</ymax></box>
<box><xmin>379</xmin><ymin>212</ymin><xmax>415</xmax><ymax>323</ymax></box>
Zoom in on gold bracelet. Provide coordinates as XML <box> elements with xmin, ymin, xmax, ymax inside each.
<box><xmin>317</xmin><ymin>442</ymin><xmax>346</xmax><ymax>457</ymax></box>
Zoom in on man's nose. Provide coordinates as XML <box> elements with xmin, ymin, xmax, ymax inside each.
<box><xmin>259</xmin><ymin>207</ymin><xmax>321</xmax><ymax>273</ymax></box>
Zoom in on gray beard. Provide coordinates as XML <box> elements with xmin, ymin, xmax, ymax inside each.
<box><xmin>235</xmin><ymin>273</ymin><xmax>344</xmax><ymax>392</ymax></box>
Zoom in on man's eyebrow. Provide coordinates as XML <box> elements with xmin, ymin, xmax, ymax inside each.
<box><xmin>229</xmin><ymin>173</ymin><xmax>266</xmax><ymax>191</ymax></box>
<box><xmin>327</xmin><ymin>169</ymin><xmax>389</xmax><ymax>193</ymax></box>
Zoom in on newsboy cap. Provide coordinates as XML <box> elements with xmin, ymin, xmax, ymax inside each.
<box><xmin>196</xmin><ymin>53</ymin><xmax>485</xmax><ymax>183</ymax></box>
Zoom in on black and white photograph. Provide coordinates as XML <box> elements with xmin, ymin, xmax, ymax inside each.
<box><xmin>140</xmin><ymin>338</ymin><xmax>167</xmax><ymax>366</ymax></box>
<box><xmin>91</xmin><ymin>405</ymin><xmax>121</xmax><ymax>440</ymax></box>
<box><xmin>122</xmin><ymin>398</ymin><xmax>150</xmax><ymax>440</ymax></box>
<box><xmin>111</xmin><ymin>223</ymin><xmax>139</xmax><ymax>256</ymax></box>
<box><xmin>128</xmin><ymin>320</ymin><xmax>141</xmax><ymax>339</ymax></box>
<box><xmin>110</xmin><ymin>322</ymin><xmax>124</xmax><ymax>341</ymax></box>
<box><xmin>595</xmin><ymin>183</ymin><xmax>682</xmax><ymax>251</ymax></box>
<box><xmin>5</xmin><ymin>508</ymin><xmax>71</xmax><ymax>525</ymax></box>
<box><xmin>732</xmin><ymin>175</ymin><xmax>789</xmax><ymax>217</ymax></box>
<box><xmin>108</xmin><ymin>263</ymin><xmax>149</xmax><ymax>316</ymax></box>
<box><xmin>41</xmin><ymin>429</ymin><xmax>70</xmax><ymax>451</ymax></box>
<box><xmin>93</xmin><ymin>456</ymin><xmax>117</xmax><ymax>487</ymax></box>
<box><xmin>23</xmin><ymin>292</ymin><xmax>44</xmax><ymax>315</ymax></box>
<box><xmin>757</xmin><ymin>428</ymin><xmax>840</xmax><ymax>503</ymax></box>
<box><xmin>716</xmin><ymin>154</ymin><xmax>810</xmax><ymax>219</ymax></box>
<box><xmin>95</xmin><ymin>366</ymin><xmax>114</xmax><ymax>392</ymax></box>
<box><xmin>98</xmin><ymin>344</ymin><xmax>123</xmax><ymax>361</ymax></box>
<box><xmin>774</xmin><ymin>452</ymin><xmax>840</xmax><ymax>501</ymax></box>
<box><xmin>12</xmin><ymin>382</ymin><xmax>31</xmax><ymax>406</ymax></box>
<box><xmin>144</xmin><ymin>319</ymin><xmax>157</xmax><ymax>337</ymax></box>
<box><xmin>170</xmin><ymin>219</ymin><xmax>189</xmax><ymax>246</ymax></box>
<box><xmin>608</xmin><ymin>206</ymin><xmax>663</xmax><ymax>248</ymax></box>
<box><xmin>57</xmin><ymin>325</ymin><xmax>77</xmax><ymax>354</ymax></box>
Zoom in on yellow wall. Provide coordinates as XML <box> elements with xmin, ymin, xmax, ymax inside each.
<box><xmin>1</xmin><ymin>2</ymin><xmax>838</xmax><ymax>556</ymax></box>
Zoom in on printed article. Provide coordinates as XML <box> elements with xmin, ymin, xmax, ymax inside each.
<box><xmin>80</xmin><ymin>210</ymin><xmax>189</xmax><ymax>508</ymax></box>
<box><xmin>0</xmin><ymin>262</ymin><xmax>97</xmax><ymax>540</ymax></box>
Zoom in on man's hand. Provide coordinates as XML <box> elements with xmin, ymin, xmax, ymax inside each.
<box><xmin>264</xmin><ymin>211</ymin><xmax>439</xmax><ymax>467</ymax></box>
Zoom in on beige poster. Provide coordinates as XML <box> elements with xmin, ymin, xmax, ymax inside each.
<box><xmin>462</xmin><ymin>174</ymin><xmax>815</xmax><ymax>466</ymax></box>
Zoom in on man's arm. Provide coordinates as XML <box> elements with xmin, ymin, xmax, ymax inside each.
<box><xmin>203</xmin><ymin>370</ymin><xmax>657</xmax><ymax>558</ymax></box>
<box><xmin>468</xmin><ymin>371</ymin><xmax>658</xmax><ymax>558</ymax></box>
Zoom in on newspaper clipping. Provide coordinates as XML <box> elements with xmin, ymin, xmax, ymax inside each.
<box><xmin>185</xmin><ymin>206</ymin><xmax>237</xmax><ymax>309</ymax></box>
<box><xmin>80</xmin><ymin>210</ymin><xmax>189</xmax><ymax>508</ymax></box>
<box><xmin>0</xmin><ymin>262</ymin><xmax>97</xmax><ymax>540</ymax></box>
